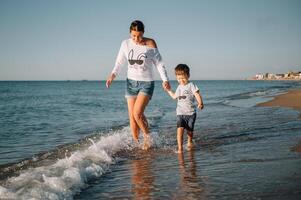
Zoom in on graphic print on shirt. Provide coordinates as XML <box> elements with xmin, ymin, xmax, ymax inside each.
<box><xmin>128</xmin><ymin>49</ymin><xmax>147</xmax><ymax>71</ymax></box>
<box><xmin>178</xmin><ymin>89</ymin><xmax>191</xmax><ymax>100</ymax></box>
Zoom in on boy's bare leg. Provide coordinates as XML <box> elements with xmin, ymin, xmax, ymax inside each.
<box><xmin>133</xmin><ymin>94</ymin><xmax>151</xmax><ymax>150</ymax></box>
<box><xmin>127</xmin><ymin>98</ymin><xmax>140</xmax><ymax>144</ymax></box>
<box><xmin>187</xmin><ymin>131</ymin><xmax>194</xmax><ymax>149</ymax></box>
<box><xmin>177</xmin><ymin>127</ymin><xmax>184</xmax><ymax>153</ymax></box>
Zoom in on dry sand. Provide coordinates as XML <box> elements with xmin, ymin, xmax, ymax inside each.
<box><xmin>257</xmin><ymin>89</ymin><xmax>301</xmax><ymax>153</ymax></box>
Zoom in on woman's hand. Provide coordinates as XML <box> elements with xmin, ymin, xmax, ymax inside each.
<box><xmin>106</xmin><ymin>73</ymin><xmax>116</xmax><ymax>88</ymax></box>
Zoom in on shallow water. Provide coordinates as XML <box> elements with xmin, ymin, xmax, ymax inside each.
<box><xmin>0</xmin><ymin>80</ymin><xmax>301</xmax><ymax>199</ymax></box>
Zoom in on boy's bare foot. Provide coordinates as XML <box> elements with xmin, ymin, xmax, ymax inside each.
<box><xmin>187</xmin><ymin>141</ymin><xmax>194</xmax><ymax>149</ymax></box>
<box><xmin>176</xmin><ymin>148</ymin><xmax>183</xmax><ymax>154</ymax></box>
<box><xmin>187</xmin><ymin>141</ymin><xmax>194</xmax><ymax>151</ymax></box>
<box><xmin>187</xmin><ymin>146</ymin><xmax>194</xmax><ymax>151</ymax></box>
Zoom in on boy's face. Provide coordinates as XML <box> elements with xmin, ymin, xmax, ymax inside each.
<box><xmin>176</xmin><ymin>74</ymin><xmax>189</xmax><ymax>85</ymax></box>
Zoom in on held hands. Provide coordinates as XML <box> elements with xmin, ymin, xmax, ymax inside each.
<box><xmin>163</xmin><ymin>82</ymin><xmax>177</xmax><ymax>100</ymax></box>
<box><xmin>162</xmin><ymin>81</ymin><xmax>171</xmax><ymax>91</ymax></box>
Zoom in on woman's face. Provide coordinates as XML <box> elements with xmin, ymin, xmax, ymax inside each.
<box><xmin>130</xmin><ymin>30</ymin><xmax>144</xmax><ymax>44</ymax></box>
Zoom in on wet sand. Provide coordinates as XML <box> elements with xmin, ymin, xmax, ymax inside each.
<box><xmin>257</xmin><ymin>89</ymin><xmax>301</xmax><ymax>153</ymax></box>
<box><xmin>291</xmin><ymin>140</ymin><xmax>301</xmax><ymax>153</ymax></box>
<box><xmin>257</xmin><ymin>89</ymin><xmax>301</xmax><ymax>112</ymax></box>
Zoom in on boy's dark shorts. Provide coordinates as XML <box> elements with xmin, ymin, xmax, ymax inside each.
<box><xmin>177</xmin><ymin>113</ymin><xmax>196</xmax><ymax>131</ymax></box>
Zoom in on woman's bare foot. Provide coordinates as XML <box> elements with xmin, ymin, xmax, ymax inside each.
<box><xmin>133</xmin><ymin>138</ymin><xmax>139</xmax><ymax>148</ymax></box>
<box><xmin>142</xmin><ymin>134</ymin><xmax>151</xmax><ymax>150</ymax></box>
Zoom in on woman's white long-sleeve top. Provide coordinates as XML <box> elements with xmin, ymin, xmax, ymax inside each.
<box><xmin>111</xmin><ymin>39</ymin><xmax>169</xmax><ymax>81</ymax></box>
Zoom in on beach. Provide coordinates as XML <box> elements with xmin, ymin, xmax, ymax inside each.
<box><xmin>257</xmin><ymin>89</ymin><xmax>301</xmax><ymax>113</ymax></box>
<box><xmin>1</xmin><ymin>81</ymin><xmax>301</xmax><ymax>199</ymax></box>
<box><xmin>258</xmin><ymin>88</ymin><xmax>301</xmax><ymax>153</ymax></box>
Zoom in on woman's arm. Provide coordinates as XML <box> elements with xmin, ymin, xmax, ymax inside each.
<box><xmin>106</xmin><ymin>41</ymin><xmax>127</xmax><ymax>88</ymax></box>
<box><xmin>147</xmin><ymin>39</ymin><xmax>169</xmax><ymax>85</ymax></box>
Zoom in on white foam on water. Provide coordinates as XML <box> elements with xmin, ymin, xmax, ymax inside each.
<box><xmin>0</xmin><ymin>127</ymin><xmax>134</xmax><ymax>200</ymax></box>
<box><xmin>248</xmin><ymin>90</ymin><xmax>268</xmax><ymax>97</ymax></box>
<box><xmin>223</xmin><ymin>89</ymin><xmax>285</xmax><ymax>108</ymax></box>
<box><xmin>247</xmin><ymin>89</ymin><xmax>283</xmax><ymax>98</ymax></box>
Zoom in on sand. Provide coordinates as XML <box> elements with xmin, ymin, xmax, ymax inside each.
<box><xmin>257</xmin><ymin>89</ymin><xmax>301</xmax><ymax>111</ymax></box>
<box><xmin>257</xmin><ymin>89</ymin><xmax>301</xmax><ymax>153</ymax></box>
<box><xmin>291</xmin><ymin>140</ymin><xmax>301</xmax><ymax>153</ymax></box>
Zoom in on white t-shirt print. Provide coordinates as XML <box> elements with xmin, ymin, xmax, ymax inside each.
<box><xmin>175</xmin><ymin>82</ymin><xmax>199</xmax><ymax>115</ymax></box>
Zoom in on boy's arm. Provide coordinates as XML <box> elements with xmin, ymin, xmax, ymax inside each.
<box><xmin>194</xmin><ymin>91</ymin><xmax>204</xmax><ymax>110</ymax></box>
<box><xmin>166</xmin><ymin>90</ymin><xmax>177</xmax><ymax>100</ymax></box>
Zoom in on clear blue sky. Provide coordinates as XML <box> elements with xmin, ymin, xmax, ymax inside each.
<box><xmin>0</xmin><ymin>0</ymin><xmax>300</xmax><ymax>80</ymax></box>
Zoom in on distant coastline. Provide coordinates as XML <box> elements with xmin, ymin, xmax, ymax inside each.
<box><xmin>249</xmin><ymin>70</ymin><xmax>301</xmax><ymax>81</ymax></box>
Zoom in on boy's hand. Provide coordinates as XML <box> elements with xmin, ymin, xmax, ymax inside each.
<box><xmin>197</xmin><ymin>103</ymin><xmax>204</xmax><ymax>110</ymax></box>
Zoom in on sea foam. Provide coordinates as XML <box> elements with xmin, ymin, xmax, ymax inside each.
<box><xmin>0</xmin><ymin>127</ymin><xmax>134</xmax><ymax>200</ymax></box>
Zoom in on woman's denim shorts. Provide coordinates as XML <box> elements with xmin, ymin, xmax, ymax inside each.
<box><xmin>125</xmin><ymin>78</ymin><xmax>155</xmax><ymax>99</ymax></box>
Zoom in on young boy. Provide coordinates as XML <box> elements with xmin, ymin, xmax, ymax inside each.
<box><xmin>165</xmin><ymin>64</ymin><xmax>204</xmax><ymax>153</ymax></box>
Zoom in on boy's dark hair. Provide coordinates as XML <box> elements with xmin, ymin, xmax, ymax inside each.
<box><xmin>130</xmin><ymin>20</ymin><xmax>145</xmax><ymax>33</ymax></box>
<box><xmin>175</xmin><ymin>64</ymin><xmax>190</xmax><ymax>77</ymax></box>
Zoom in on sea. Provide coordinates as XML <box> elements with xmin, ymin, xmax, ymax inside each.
<box><xmin>0</xmin><ymin>80</ymin><xmax>301</xmax><ymax>200</ymax></box>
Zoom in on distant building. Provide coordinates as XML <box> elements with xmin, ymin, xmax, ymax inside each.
<box><xmin>255</xmin><ymin>74</ymin><xmax>264</xmax><ymax>80</ymax></box>
<box><xmin>275</xmin><ymin>74</ymin><xmax>284</xmax><ymax>79</ymax></box>
<box><xmin>251</xmin><ymin>70</ymin><xmax>301</xmax><ymax>80</ymax></box>
<box><xmin>267</xmin><ymin>73</ymin><xmax>276</xmax><ymax>79</ymax></box>
<box><xmin>292</xmin><ymin>72</ymin><xmax>300</xmax><ymax>78</ymax></box>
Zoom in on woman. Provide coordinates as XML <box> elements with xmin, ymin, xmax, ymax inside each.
<box><xmin>106</xmin><ymin>20</ymin><xmax>170</xmax><ymax>149</ymax></box>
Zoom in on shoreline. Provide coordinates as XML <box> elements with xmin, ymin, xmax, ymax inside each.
<box><xmin>257</xmin><ymin>88</ymin><xmax>301</xmax><ymax>153</ymax></box>
<box><xmin>257</xmin><ymin>89</ymin><xmax>301</xmax><ymax>112</ymax></box>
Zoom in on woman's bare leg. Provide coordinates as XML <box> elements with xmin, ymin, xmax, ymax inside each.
<box><xmin>127</xmin><ymin>97</ymin><xmax>139</xmax><ymax>143</ymax></box>
<box><xmin>133</xmin><ymin>94</ymin><xmax>151</xmax><ymax>149</ymax></box>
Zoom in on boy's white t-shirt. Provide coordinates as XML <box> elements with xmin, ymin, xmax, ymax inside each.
<box><xmin>175</xmin><ymin>82</ymin><xmax>199</xmax><ymax>115</ymax></box>
<box><xmin>111</xmin><ymin>39</ymin><xmax>169</xmax><ymax>82</ymax></box>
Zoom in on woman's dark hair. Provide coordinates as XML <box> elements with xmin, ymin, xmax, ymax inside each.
<box><xmin>130</xmin><ymin>20</ymin><xmax>145</xmax><ymax>33</ymax></box>
<box><xmin>175</xmin><ymin>64</ymin><xmax>190</xmax><ymax>77</ymax></box>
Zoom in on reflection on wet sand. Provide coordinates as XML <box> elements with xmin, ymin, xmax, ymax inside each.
<box><xmin>131</xmin><ymin>154</ymin><xmax>155</xmax><ymax>200</ymax></box>
<box><xmin>176</xmin><ymin>149</ymin><xmax>207</xmax><ymax>199</ymax></box>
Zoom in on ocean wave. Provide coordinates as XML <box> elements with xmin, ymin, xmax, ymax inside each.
<box><xmin>0</xmin><ymin>125</ymin><xmax>177</xmax><ymax>200</ymax></box>
<box><xmin>0</xmin><ymin>127</ymin><xmax>135</xmax><ymax>200</ymax></box>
